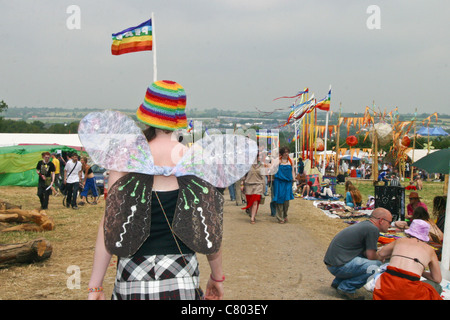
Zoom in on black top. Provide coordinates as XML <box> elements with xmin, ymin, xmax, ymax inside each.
<box><xmin>36</xmin><ymin>160</ymin><xmax>56</xmax><ymax>177</ymax></box>
<box><xmin>133</xmin><ymin>189</ymin><xmax>194</xmax><ymax>256</ymax></box>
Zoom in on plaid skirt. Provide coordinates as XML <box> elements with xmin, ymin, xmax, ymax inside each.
<box><xmin>112</xmin><ymin>253</ymin><xmax>202</xmax><ymax>300</ymax></box>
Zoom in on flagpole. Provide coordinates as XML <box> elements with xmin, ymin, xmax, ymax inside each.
<box><xmin>321</xmin><ymin>85</ymin><xmax>331</xmax><ymax>176</ymax></box>
<box><xmin>152</xmin><ymin>12</ymin><xmax>157</xmax><ymax>82</ymax></box>
<box><xmin>322</xmin><ymin>110</ymin><xmax>329</xmax><ymax>176</ymax></box>
<box><xmin>294</xmin><ymin>119</ymin><xmax>298</xmax><ymax>172</ymax></box>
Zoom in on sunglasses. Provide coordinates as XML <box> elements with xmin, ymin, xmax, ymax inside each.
<box><xmin>374</xmin><ymin>217</ymin><xmax>392</xmax><ymax>224</ymax></box>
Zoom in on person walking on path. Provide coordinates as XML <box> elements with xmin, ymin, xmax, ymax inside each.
<box><xmin>79</xmin><ymin>157</ymin><xmax>99</xmax><ymax>205</ymax></box>
<box><xmin>87</xmin><ymin>80</ymin><xmax>226</xmax><ymax>300</ymax></box>
<box><xmin>50</xmin><ymin>152</ymin><xmax>61</xmax><ymax>196</ymax></box>
<box><xmin>63</xmin><ymin>152</ymin><xmax>82</xmax><ymax>210</ymax></box>
<box><xmin>242</xmin><ymin>155</ymin><xmax>265</xmax><ymax>224</ymax></box>
<box><xmin>36</xmin><ymin>152</ymin><xmax>55</xmax><ymax>210</ymax></box>
<box><xmin>271</xmin><ymin>146</ymin><xmax>294</xmax><ymax>224</ymax></box>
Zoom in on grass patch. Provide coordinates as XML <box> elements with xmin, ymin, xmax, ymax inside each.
<box><xmin>335</xmin><ymin>179</ymin><xmax>446</xmax><ymax>219</ymax></box>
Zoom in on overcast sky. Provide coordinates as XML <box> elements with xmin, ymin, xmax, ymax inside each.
<box><xmin>1</xmin><ymin>0</ymin><xmax>449</xmax><ymax>116</ymax></box>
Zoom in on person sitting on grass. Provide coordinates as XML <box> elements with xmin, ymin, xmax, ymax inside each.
<box><xmin>405</xmin><ymin>192</ymin><xmax>427</xmax><ymax>222</ymax></box>
<box><xmin>394</xmin><ymin>206</ymin><xmax>443</xmax><ymax>244</ymax></box>
<box><xmin>301</xmin><ymin>181</ymin><xmax>314</xmax><ymax>198</ymax></box>
<box><xmin>433</xmin><ymin>195</ymin><xmax>447</xmax><ymax>233</ymax></box>
<box><xmin>345</xmin><ymin>184</ymin><xmax>362</xmax><ymax>208</ymax></box>
<box><xmin>315</xmin><ymin>179</ymin><xmax>333</xmax><ymax>200</ymax></box>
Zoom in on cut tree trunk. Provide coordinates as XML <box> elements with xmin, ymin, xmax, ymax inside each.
<box><xmin>0</xmin><ymin>238</ymin><xmax>52</xmax><ymax>266</ymax></box>
<box><xmin>0</xmin><ymin>213</ymin><xmax>27</xmax><ymax>223</ymax></box>
<box><xmin>0</xmin><ymin>200</ymin><xmax>22</xmax><ymax>211</ymax></box>
<box><xmin>0</xmin><ymin>208</ymin><xmax>54</xmax><ymax>231</ymax></box>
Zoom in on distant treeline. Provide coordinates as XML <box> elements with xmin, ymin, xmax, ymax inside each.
<box><xmin>0</xmin><ymin>119</ymin><xmax>80</xmax><ymax>133</ymax></box>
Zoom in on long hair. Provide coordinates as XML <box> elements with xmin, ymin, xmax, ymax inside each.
<box><xmin>345</xmin><ymin>181</ymin><xmax>353</xmax><ymax>192</ymax></box>
<box><xmin>413</xmin><ymin>206</ymin><xmax>430</xmax><ymax>220</ymax></box>
<box><xmin>348</xmin><ymin>184</ymin><xmax>362</xmax><ymax>204</ymax></box>
<box><xmin>432</xmin><ymin>196</ymin><xmax>447</xmax><ymax>219</ymax></box>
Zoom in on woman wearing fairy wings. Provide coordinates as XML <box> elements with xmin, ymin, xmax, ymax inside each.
<box><xmin>81</xmin><ymin>81</ymin><xmax>257</xmax><ymax>300</ymax></box>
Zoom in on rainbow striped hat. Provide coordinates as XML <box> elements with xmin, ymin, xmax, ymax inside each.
<box><xmin>136</xmin><ymin>80</ymin><xmax>187</xmax><ymax>131</ymax></box>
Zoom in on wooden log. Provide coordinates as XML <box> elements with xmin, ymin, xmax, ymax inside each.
<box><xmin>0</xmin><ymin>208</ymin><xmax>55</xmax><ymax>231</ymax></box>
<box><xmin>0</xmin><ymin>213</ymin><xmax>27</xmax><ymax>223</ymax></box>
<box><xmin>0</xmin><ymin>200</ymin><xmax>22</xmax><ymax>211</ymax></box>
<box><xmin>0</xmin><ymin>238</ymin><xmax>52</xmax><ymax>265</ymax></box>
<box><xmin>1</xmin><ymin>224</ymin><xmax>46</xmax><ymax>232</ymax></box>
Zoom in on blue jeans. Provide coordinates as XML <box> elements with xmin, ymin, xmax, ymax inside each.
<box><xmin>270</xmin><ymin>201</ymin><xmax>277</xmax><ymax>216</ymax></box>
<box><xmin>327</xmin><ymin>256</ymin><xmax>381</xmax><ymax>293</ymax></box>
<box><xmin>228</xmin><ymin>185</ymin><xmax>236</xmax><ymax>201</ymax></box>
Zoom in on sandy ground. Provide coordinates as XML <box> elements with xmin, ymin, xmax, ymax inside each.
<box><xmin>0</xmin><ymin>187</ymin><xmax>373</xmax><ymax>300</ymax></box>
<box><xmin>198</xmin><ymin>192</ymin><xmax>372</xmax><ymax>300</ymax></box>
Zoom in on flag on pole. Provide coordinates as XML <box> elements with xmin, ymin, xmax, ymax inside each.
<box><xmin>315</xmin><ymin>88</ymin><xmax>331</xmax><ymax>112</ymax></box>
<box><xmin>187</xmin><ymin>120</ymin><xmax>193</xmax><ymax>133</ymax></box>
<box><xmin>111</xmin><ymin>19</ymin><xmax>153</xmax><ymax>55</ymax></box>
<box><xmin>273</xmin><ymin>88</ymin><xmax>309</xmax><ymax>101</ymax></box>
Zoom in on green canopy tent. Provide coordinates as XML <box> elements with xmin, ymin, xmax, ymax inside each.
<box><xmin>0</xmin><ymin>145</ymin><xmax>77</xmax><ymax>187</ymax></box>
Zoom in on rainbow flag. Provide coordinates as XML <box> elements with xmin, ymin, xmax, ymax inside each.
<box><xmin>187</xmin><ymin>120</ymin><xmax>193</xmax><ymax>132</ymax></box>
<box><xmin>112</xmin><ymin>19</ymin><xmax>152</xmax><ymax>55</ymax></box>
<box><xmin>315</xmin><ymin>88</ymin><xmax>331</xmax><ymax>112</ymax></box>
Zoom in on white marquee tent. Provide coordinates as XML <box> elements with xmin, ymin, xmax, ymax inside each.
<box><xmin>0</xmin><ymin>133</ymin><xmax>82</xmax><ymax>149</ymax></box>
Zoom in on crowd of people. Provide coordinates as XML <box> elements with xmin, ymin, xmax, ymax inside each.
<box><xmin>322</xmin><ymin>179</ymin><xmax>447</xmax><ymax>300</ymax></box>
<box><xmin>228</xmin><ymin>152</ymin><xmax>448</xmax><ymax>301</ymax></box>
<box><xmin>34</xmin><ymin>139</ymin><xmax>447</xmax><ymax>302</ymax></box>
<box><xmin>323</xmin><ymin>190</ymin><xmax>447</xmax><ymax>300</ymax></box>
<box><xmin>32</xmin><ymin>92</ymin><xmax>447</xmax><ymax>301</ymax></box>
<box><xmin>35</xmin><ymin>151</ymin><xmax>100</xmax><ymax>211</ymax></box>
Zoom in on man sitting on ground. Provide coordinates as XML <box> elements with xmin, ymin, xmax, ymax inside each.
<box><xmin>323</xmin><ymin>208</ymin><xmax>392</xmax><ymax>300</ymax></box>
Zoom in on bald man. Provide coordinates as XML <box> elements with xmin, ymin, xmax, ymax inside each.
<box><xmin>324</xmin><ymin>208</ymin><xmax>392</xmax><ymax>299</ymax></box>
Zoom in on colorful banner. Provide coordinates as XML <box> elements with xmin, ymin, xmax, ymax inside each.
<box><xmin>315</xmin><ymin>88</ymin><xmax>331</xmax><ymax>112</ymax></box>
<box><xmin>112</xmin><ymin>19</ymin><xmax>152</xmax><ymax>55</ymax></box>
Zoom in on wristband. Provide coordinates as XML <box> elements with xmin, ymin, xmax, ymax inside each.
<box><xmin>210</xmin><ymin>274</ymin><xmax>225</xmax><ymax>282</ymax></box>
<box><xmin>87</xmin><ymin>286</ymin><xmax>103</xmax><ymax>293</ymax></box>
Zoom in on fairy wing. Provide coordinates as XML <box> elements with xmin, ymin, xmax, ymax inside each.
<box><xmin>79</xmin><ymin>110</ymin><xmax>258</xmax><ymax>186</ymax></box>
<box><xmin>170</xmin><ymin>134</ymin><xmax>256</xmax><ymax>254</ymax></box>
<box><xmin>78</xmin><ymin>110</ymin><xmax>154</xmax><ymax>174</ymax></box>
<box><xmin>173</xmin><ymin>175</ymin><xmax>224</xmax><ymax>255</ymax></box>
<box><xmin>104</xmin><ymin>173</ymin><xmax>154</xmax><ymax>257</ymax></box>
<box><xmin>79</xmin><ymin>110</ymin><xmax>256</xmax><ymax>256</ymax></box>
<box><xmin>173</xmin><ymin>133</ymin><xmax>258</xmax><ymax>188</ymax></box>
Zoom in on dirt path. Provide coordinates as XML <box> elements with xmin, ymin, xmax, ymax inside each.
<box><xmin>198</xmin><ymin>192</ymin><xmax>368</xmax><ymax>300</ymax></box>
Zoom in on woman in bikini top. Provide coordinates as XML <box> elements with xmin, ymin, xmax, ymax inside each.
<box><xmin>390</xmin><ymin>254</ymin><xmax>426</xmax><ymax>269</ymax></box>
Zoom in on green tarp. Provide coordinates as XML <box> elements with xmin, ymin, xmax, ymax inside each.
<box><xmin>0</xmin><ymin>145</ymin><xmax>77</xmax><ymax>187</ymax></box>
